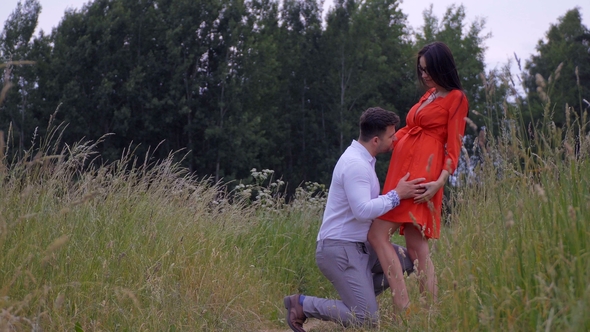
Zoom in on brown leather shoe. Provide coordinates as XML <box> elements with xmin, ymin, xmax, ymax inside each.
<box><xmin>283</xmin><ymin>294</ymin><xmax>306</xmax><ymax>332</ymax></box>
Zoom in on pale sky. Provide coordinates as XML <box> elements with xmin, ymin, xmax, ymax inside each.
<box><xmin>398</xmin><ymin>0</ymin><xmax>589</xmax><ymax>75</ymax></box>
<box><xmin>1</xmin><ymin>0</ymin><xmax>589</xmax><ymax>75</ymax></box>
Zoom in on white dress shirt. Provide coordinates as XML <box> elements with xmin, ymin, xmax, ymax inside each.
<box><xmin>317</xmin><ymin>140</ymin><xmax>399</xmax><ymax>243</ymax></box>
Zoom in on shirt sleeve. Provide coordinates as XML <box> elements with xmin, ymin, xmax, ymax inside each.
<box><xmin>445</xmin><ymin>90</ymin><xmax>469</xmax><ymax>173</ymax></box>
<box><xmin>342</xmin><ymin>160</ymin><xmax>397</xmax><ymax>220</ymax></box>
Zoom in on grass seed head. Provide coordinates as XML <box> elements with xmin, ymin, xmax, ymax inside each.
<box><xmin>537</xmin><ymin>86</ymin><xmax>548</xmax><ymax>103</ymax></box>
<box><xmin>45</xmin><ymin>235</ymin><xmax>70</xmax><ymax>255</ymax></box>
<box><xmin>564</xmin><ymin>142</ymin><xmax>574</xmax><ymax>160</ymax></box>
<box><xmin>465</xmin><ymin>117</ymin><xmax>478</xmax><ymax>131</ymax></box>
<box><xmin>445</xmin><ymin>158</ymin><xmax>453</xmax><ymax>173</ymax></box>
<box><xmin>54</xmin><ymin>293</ymin><xmax>65</xmax><ymax>309</ymax></box>
<box><xmin>568</xmin><ymin>205</ymin><xmax>576</xmax><ymax>220</ymax></box>
<box><xmin>535</xmin><ymin>73</ymin><xmax>547</xmax><ymax>89</ymax></box>
<box><xmin>554</xmin><ymin>62</ymin><xmax>563</xmax><ymax>81</ymax></box>
<box><xmin>534</xmin><ymin>184</ymin><xmax>548</xmax><ymax>202</ymax></box>
<box><xmin>0</xmin><ymin>130</ymin><xmax>5</xmax><ymax>175</ymax></box>
<box><xmin>505</xmin><ymin>210</ymin><xmax>515</xmax><ymax>229</ymax></box>
<box><xmin>426</xmin><ymin>154</ymin><xmax>434</xmax><ymax>174</ymax></box>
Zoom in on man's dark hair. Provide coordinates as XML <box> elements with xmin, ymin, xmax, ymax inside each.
<box><xmin>359</xmin><ymin>107</ymin><xmax>400</xmax><ymax>142</ymax></box>
<box><xmin>416</xmin><ymin>41</ymin><xmax>463</xmax><ymax>91</ymax></box>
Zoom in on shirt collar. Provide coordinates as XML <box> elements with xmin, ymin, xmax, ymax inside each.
<box><xmin>351</xmin><ymin>140</ymin><xmax>376</xmax><ymax>165</ymax></box>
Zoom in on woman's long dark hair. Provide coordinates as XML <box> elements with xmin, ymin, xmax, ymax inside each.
<box><xmin>417</xmin><ymin>42</ymin><xmax>463</xmax><ymax>91</ymax></box>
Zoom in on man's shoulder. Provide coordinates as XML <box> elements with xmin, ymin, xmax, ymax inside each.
<box><xmin>337</xmin><ymin>148</ymin><xmax>367</xmax><ymax>167</ymax></box>
<box><xmin>334</xmin><ymin>151</ymin><xmax>371</xmax><ymax>178</ymax></box>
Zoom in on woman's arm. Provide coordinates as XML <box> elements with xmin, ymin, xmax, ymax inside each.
<box><xmin>443</xmin><ymin>90</ymin><xmax>468</xmax><ymax>174</ymax></box>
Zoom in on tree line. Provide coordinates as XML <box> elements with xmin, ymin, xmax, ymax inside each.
<box><xmin>1</xmin><ymin>0</ymin><xmax>588</xmax><ymax>188</ymax></box>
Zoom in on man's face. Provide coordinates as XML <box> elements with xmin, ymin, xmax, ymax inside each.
<box><xmin>376</xmin><ymin>125</ymin><xmax>397</xmax><ymax>154</ymax></box>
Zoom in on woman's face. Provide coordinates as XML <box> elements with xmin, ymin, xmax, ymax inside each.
<box><xmin>419</xmin><ymin>56</ymin><xmax>436</xmax><ymax>89</ymax></box>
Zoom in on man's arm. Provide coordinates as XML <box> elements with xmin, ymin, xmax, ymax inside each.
<box><xmin>395</xmin><ymin>173</ymin><xmax>426</xmax><ymax>200</ymax></box>
<box><xmin>343</xmin><ymin>164</ymin><xmax>424</xmax><ymax>221</ymax></box>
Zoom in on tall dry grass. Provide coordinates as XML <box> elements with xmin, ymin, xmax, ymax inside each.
<box><xmin>371</xmin><ymin>65</ymin><xmax>590</xmax><ymax>331</ymax></box>
<box><xmin>0</xmin><ymin>71</ymin><xmax>327</xmax><ymax>330</ymax></box>
<box><xmin>0</xmin><ymin>61</ymin><xmax>588</xmax><ymax>331</ymax></box>
<box><xmin>0</xmin><ymin>117</ymin><xmax>328</xmax><ymax>330</ymax></box>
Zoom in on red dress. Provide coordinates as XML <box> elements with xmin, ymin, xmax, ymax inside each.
<box><xmin>380</xmin><ymin>88</ymin><xmax>468</xmax><ymax>239</ymax></box>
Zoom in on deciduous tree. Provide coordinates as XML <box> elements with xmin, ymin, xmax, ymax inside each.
<box><xmin>524</xmin><ymin>7</ymin><xmax>590</xmax><ymax>127</ymax></box>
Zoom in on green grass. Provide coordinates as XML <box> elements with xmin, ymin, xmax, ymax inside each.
<box><xmin>1</xmin><ymin>79</ymin><xmax>589</xmax><ymax>331</ymax></box>
<box><xmin>0</xmin><ymin>125</ymin><xmax>329</xmax><ymax>330</ymax></box>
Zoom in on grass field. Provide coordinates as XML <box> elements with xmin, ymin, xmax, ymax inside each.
<box><xmin>1</xmin><ymin>73</ymin><xmax>589</xmax><ymax>331</ymax></box>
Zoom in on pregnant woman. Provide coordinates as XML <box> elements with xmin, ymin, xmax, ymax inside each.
<box><xmin>367</xmin><ymin>41</ymin><xmax>468</xmax><ymax>315</ymax></box>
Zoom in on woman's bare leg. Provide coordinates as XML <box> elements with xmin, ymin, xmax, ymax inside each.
<box><xmin>404</xmin><ymin>225</ymin><xmax>438</xmax><ymax>304</ymax></box>
<box><xmin>367</xmin><ymin>219</ymin><xmax>409</xmax><ymax>314</ymax></box>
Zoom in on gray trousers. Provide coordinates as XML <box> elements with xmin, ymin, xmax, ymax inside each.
<box><xmin>302</xmin><ymin>239</ymin><xmax>413</xmax><ymax>327</ymax></box>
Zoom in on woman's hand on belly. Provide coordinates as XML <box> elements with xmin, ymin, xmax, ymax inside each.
<box><xmin>394</xmin><ymin>173</ymin><xmax>426</xmax><ymax>199</ymax></box>
<box><xmin>414</xmin><ymin>180</ymin><xmax>444</xmax><ymax>203</ymax></box>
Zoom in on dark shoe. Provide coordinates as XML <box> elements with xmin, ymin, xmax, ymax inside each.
<box><xmin>283</xmin><ymin>294</ymin><xmax>306</xmax><ymax>332</ymax></box>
